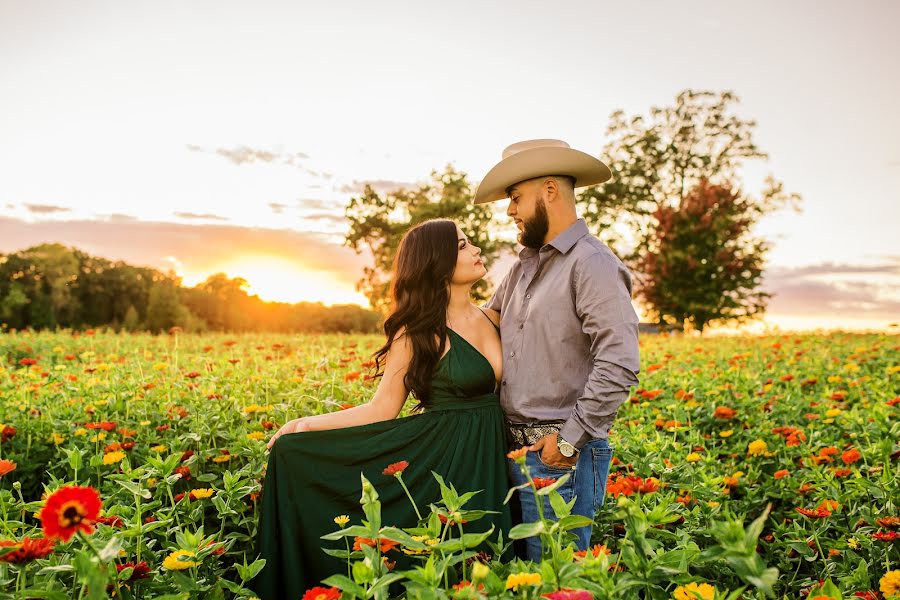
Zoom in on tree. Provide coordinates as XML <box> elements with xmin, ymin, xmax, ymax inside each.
<box><xmin>344</xmin><ymin>165</ymin><xmax>513</xmax><ymax>313</ymax></box>
<box><xmin>633</xmin><ymin>180</ymin><xmax>778</xmax><ymax>333</ymax></box>
<box><xmin>579</xmin><ymin>89</ymin><xmax>800</xmax><ymax>330</ymax></box>
<box><xmin>144</xmin><ymin>276</ymin><xmax>189</xmax><ymax>333</ymax></box>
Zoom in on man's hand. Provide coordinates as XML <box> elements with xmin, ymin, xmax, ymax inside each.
<box><xmin>266</xmin><ymin>417</ymin><xmax>310</xmax><ymax>449</ymax></box>
<box><xmin>529</xmin><ymin>433</ymin><xmax>578</xmax><ymax>469</ymax></box>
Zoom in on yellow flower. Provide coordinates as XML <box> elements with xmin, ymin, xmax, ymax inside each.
<box><xmin>162</xmin><ymin>549</ymin><xmax>199</xmax><ymax>570</ymax></box>
<box><xmin>74</xmin><ymin>428</ymin><xmax>87</xmax><ymax>437</ymax></box>
<box><xmin>706</xmin><ymin>501</ymin><xmax>720</xmax><ymax>508</ymax></box>
<box><xmin>719</xmin><ymin>430</ymin><xmax>733</xmax><ymax>438</ymax></box>
<box><xmin>139</xmin><ymin>420</ymin><xmax>151</xmax><ymax>426</ymax></box>
<box><xmin>472</xmin><ymin>562</ymin><xmax>490</xmax><ymax>580</ymax></box>
<box><xmin>672</xmin><ymin>582</ymin><xmax>716</xmax><ymax>600</ymax></box>
<box><xmin>505</xmin><ymin>572</ymin><xmax>542</xmax><ymax>590</ymax></box>
<box><xmin>151</xmin><ymin>445</ymin><xmax>168</xmax><ymax>453</ymax></box>
<box><xmin>827</xmin><ymin>375</ymin><xmax>843</xmax><ymax>383</ymax></box>
<box><xmin>686</xmin><ymin>453</ymin><xmax>702</xmax><ymax>463</ymax></box>
<box><xmin>334</xmin><ymin>515</ymin><xmax>350</xmax><ymax>527</ymax></box>
<box><xmin>888</xmin><ymin>365</ymin><xmax>900</xmax><ymax>375</ymax></box>
<box><xmin>402</xmin><ymin>535</ymin><xmax>437</xmax><ymax>555</ymax></box>
<box><xmin>242</xmin><ymin>404</ymin><xmax>274</xmax><ymax>414</ymax></box>
<box><xmin>825</xmin><ymin>408</ymin><xmax>842</xmax><ymax>418</ymax></box>
<box><xmin>747</xmin><ymin>440</ymin><xmax>768</xmax><ymax>457</ymax></box>
<box><xmin>847</xmin><ymin>537</ymin><xmax>860</xmax><ymax>549</ymax></box>
<box><xmin>153</xmin><ymin>363</ymin><xmax>168</xmax><ymax>371</ymax></box>
<box><xmin>103</xmin><ymin>451</ymin><xmax>126</xmax><ymax>465</ymax></box>
<box><xmin>52</xmin><ymin>345</ymin><xmax>64</xmax><ymax>353</ymax></box>
<box><xmin>212</xmin><ymin>455</ymin><xmax>232</xmax><ymax>463</ymax></box>
<box><xmin>190</xmin><ymin>488</ymin><xmax>214</xmax><ymax>499</ymax></box>
<box><xmin>49</xmin><ymin>433</ymin><xmax>66</xmax><ymax>445</ymax></box>
<box><xmin>146</xmin><ymin>478</ymin><xmax>157</xmax><ymax>487</ymax></box>
<box><xmin>247</xmin><ymin>432</ymin><xmax>265</xmax><ymax>441</ymax></box>
<box><xmin>843</xmin><ymin>363</ymin><xmax>860</xmax><ymax>372</ymax></box>
<box><xmin>90</xmin><ymin>432</ymin><xmax>107</xmax><ymax>442</ymax></box>
<box><xmin>881</xmin><ymin>570</ymin><xmax>900</xmax><ymax>598</ymax></box>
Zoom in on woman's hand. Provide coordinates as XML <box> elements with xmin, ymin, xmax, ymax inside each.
<box><xmin>266</xmin><ymin>417</ymin><xmax>310</xmax><ymax>449</ymax></box>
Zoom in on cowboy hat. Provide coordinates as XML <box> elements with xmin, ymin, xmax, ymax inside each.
<box><xmin>472</xmin><ymin>139</ymin><xmax>611</xmax><ymax>204</ymax></box>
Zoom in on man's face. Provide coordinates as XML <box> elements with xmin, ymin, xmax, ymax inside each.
<box><xmin>506</xmin><ymin>179</ymin><xmax>549</xmax><ymax>249</ymax></box>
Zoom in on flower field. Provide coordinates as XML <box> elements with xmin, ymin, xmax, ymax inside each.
<box><xmin>0</xmin><ymin>329</ymin><xmax>897</xmax><ymax>599</ymax></box>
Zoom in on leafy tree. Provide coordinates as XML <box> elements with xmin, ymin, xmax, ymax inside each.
<box><xmin>344</xmin><ymin>165</ymin><xmax>512</xmax><ymax>314</ymax></box>
<box><xmin>144</xmin><ymin>275</ymin><xmax>190</xmax><ymax>332</ymax></box>
<box><xmin>633</xmin><ymin>180</ymin><xmax>777</xmax><ymax>333</ymax></box>
<box><xmin>579</xmin><ymin>89</ymin><xmax>800</xmax><ymax>330</ymax></box>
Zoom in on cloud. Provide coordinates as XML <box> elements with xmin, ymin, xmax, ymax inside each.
<box><xmin>0</xmin><ymin>216</ymin><xmax>370</xmax><ymax>289</ymax></box>
<box><xmin>761</xmin><ymin>259</ymin><xmax>900</xmax><ymax>319</ymax></box>
<box><xmin>25</xmin><ymin>203</ymin><xmax>71</xmax><ymax>214</ymax></box>
<box><xmin>339</xmin><ymin>179</ymin><xmax>416</xmax><ymax>195</ymax></box>
<box><xmin>187</xmin><ymin>144</ymin><xmax>316</xmax><ymax>171</ymax></box>
<box><xmin>268</xmin><ymin>202</ymin><xmax>287</xmax><ymax>214</ymax></box>
<box><xmin>174</xmin><ymin>212</ymin><xmax>229</xmax><ymax>221</ymax></box>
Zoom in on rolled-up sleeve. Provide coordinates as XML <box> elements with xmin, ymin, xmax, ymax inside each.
<box><xmin>559</xmin><ymin>251</ymin><xmax>641</xmax><ymax>448</ymax></box>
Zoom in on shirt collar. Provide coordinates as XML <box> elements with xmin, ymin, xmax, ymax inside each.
<box><xmin>548</xmin><ymin>219</ymin><xmax>589</xmax><ymax>254</ymax></box>
<box><xmin>517</xmin><ymin>219</ymin><xmax>589</xmax><ymax>259</ymax></box>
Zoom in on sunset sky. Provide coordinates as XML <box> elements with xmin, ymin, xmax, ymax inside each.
<box><xmin>1</xmin><ymin>1</ymin><xmax>898</xmax><ymax>333</ymax></box>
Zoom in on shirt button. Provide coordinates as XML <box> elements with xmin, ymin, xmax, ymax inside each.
<box><xmin>509</xmin><ymin>351</ymin><xmax>516</xmax><ymax>358</ymax></box>
<box><xmin>525</xmin><ymin>293</ymin><xmax>532</xmax><ymax>299</ymax></box>
<box><xmin>502</xmin><ymin>380</ymin><xmax>507</xmax><ymax>386</ymax></box>
<box><xmin>518</xmin><ymin>323</ymin><xmax>524</xmax><ymax>329</ymax></box>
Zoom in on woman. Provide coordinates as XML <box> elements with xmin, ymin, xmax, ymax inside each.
<box><xmin>251</xmin><ymin>218</ymin><xmax>511</xmax><ymax>598</ymax></box>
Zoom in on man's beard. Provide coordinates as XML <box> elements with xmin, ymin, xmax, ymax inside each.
<box><xmin>519</xmin><ymin>198</ymin><xmax>549</xmax><ymax>249</ymax></box>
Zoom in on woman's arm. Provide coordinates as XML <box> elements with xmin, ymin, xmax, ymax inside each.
<box><xmin>266</xmin><ymin>331</ymin><xmax>413</xmax><ymax>448</ymax></box>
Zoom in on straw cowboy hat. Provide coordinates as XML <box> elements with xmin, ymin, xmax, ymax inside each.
<box><xmin>472</xmin><ymin>139</ymin><xmax>612</xmax><ymax>205</ymax></box>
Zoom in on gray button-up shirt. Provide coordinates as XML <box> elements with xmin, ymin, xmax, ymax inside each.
<box><xmin>485</xmin><ymin>219</ymin><xmax>641</xmax><ymax>448</ymax></box>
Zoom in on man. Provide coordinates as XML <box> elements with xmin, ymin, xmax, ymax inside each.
<box><xmin>474</xmin><ymin>139</ymin><xmax>641</xmax><ymax>560</ymax></box>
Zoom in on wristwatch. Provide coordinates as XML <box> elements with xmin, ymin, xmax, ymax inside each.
<box><xmin>557</xmin><ymin>433</ymin><xmax>578</xmax><ymax>458</ymax></box>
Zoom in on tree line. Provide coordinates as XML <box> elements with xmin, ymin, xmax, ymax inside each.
<box><xmin>0</xmin><ymin>245</ymin><xmax>381</xmax><ymax>334</ymax></box>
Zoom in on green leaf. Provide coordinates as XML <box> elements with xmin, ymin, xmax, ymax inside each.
<box><xmin>509</xmin><ymin>521</ymin><xmax>546</xmax><ymax>539</ymax></box>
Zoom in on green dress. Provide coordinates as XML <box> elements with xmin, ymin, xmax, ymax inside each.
<box><xmin>251</xmin><ymin>327</ymin><xmax>512</xmax><ymax>599</ymax></box>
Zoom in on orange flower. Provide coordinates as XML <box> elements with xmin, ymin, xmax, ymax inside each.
<box><xmin>352</xmin><ymin>537</ymin><xmax>400</xmax><ymax>553</ymax></box>
<box><xmin>774</xmin><ymin>469</ymin><xmax>790</xmax><ymax>479</ymax></box>
<box><xmin>506</xmin><ymin>447</ymin><xmax>528</xmax><ymax>461</ymax></box>
<box><xmin>532</xmin><ymin>477</ymin><xmax>557</xmax><ymax>490</ymax></box>
<box><xmin>574</xmin><ymin>544</ymin><xmax>611</xmax><ymax>559</ymax></box>
<box><xmin>796</xmin><ymin>506</ymin><xmax>832</xmax><ymax>519</ymax></box>
<box><xmin>713</xmin><ymin>406</ymin><xmax>737</xmax><ymax>419</ymax></box>
<box><xmin>0</xmin><ymin>537</ymin><xmax>55</xmax><ymax>563</ymax></box>
<box><xmin>301</xmin><ymin>586</ymin><xmax>342</xmax><ymax>600</ymax></box>
<box><xmin>0</xmin><ymin>459</ymin><xmax>16</xmax><ymax>477</ymax></box>
<box><xmin>841</xmin><ymin>448</ymin><xmax>861</xmax><ymax>465</ymax></box>
<box><xmin>875</xmin><ymin>516</ymin><xmax>900</xmax><ymax>529</ymax></box>
<box><xmin>383</xmin><ymin>461</ymin><xmax>409</xmax><ymax>477</ymax></box>
<box><xmin>40</xmin><ymin>486</ymin><xmax>102</xmax><ymax>541</ymax></box>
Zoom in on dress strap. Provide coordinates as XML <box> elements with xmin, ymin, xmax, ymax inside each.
<box><xmin>478</xmin><ymin>307</ymin><xmax>500</xmax><ymax>333</ymax></box>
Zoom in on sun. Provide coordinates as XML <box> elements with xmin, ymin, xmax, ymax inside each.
<box><xmin>185</xmin><ymin>255</ymin><xmax>368</xmax><ymax>306</ymax></box>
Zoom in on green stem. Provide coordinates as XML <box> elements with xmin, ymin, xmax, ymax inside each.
<box><xmin>77</xmin><ymin>530</ymin><xmax>123</xmax><ymax>599</ymax></box>
<box><xmin>395</xmin><ymin>475</ymin><xmax>422</xmax><ymax>521</ymax></box>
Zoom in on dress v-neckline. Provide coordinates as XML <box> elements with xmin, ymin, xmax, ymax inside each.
<box><xmin>441</xmin><ymin>328</ymin><xmax>502</xmax><ymax>385</ymax></box>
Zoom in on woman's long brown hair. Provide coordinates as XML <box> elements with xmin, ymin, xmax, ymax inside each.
<box><xmin>372</xmin><ymin>218</ymin><xmax>459</xmax><ymax>409</ymax></box>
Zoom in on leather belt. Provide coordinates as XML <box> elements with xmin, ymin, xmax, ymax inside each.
<box><xmin>506</xmin><ymin>421</ymin><xmax>565</xmax><ymax>447</ymax></box>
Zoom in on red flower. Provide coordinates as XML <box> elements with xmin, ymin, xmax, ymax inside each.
<box><xmin>532</xmin><ymin>477</ymin><xmax>557</xmax><ymax>490</ymax></box>
<box><xmin>1</xmin><ymin>426</ymin><xmax>17</xmax><ymax>443</ymax></box>
<box><xmin>352</xmin><ymin>537</ymin><xmax>399</xmax><ymax>553</ymax></box>
<box><xmin>774</xmin><ymin>469</ymin><xmax>790</xmax><ymax>479</ymax></box>
<box><xmin>875</xmin><ymin>516</ymin><xmax>900</xmax><ymax>528</ymax></box>
<box><xmin>841</xmin><ymin>448</ymin><xmax>861</xmax><ymax>465</ymax></box>
<box><xmin>86</xmin><ymin>421</ymin><xmax>117</xmax><ymax>431</ymax></box>
<box><xmin>19</xmin><ymin>358</ymin><xmax>38</xmax><ymax>366</ymax></box>
<box><xmin>714</xmin><ymin>406</ymin><xmax>737</xmax><ymax>419</ymax></box>
<box><xmin>96</xmin><ymin>515</ymin><xmax>124</xmax><ymax>527</ymax></box>
<box><xmin>438</xmin><ymin>514</ymin><xmax>469</xmax><ymax>525</ymax></box>
<box><xmin>344</xmin><ymin>371</ymin><xmax>361</xmax><ymax>382</ymax></box>
<box><xmin>184</xmin><ymin>371</ymin><xmax>201</xmax><ymax>379</ymax></box>
<box><xmin>872</xmin><ymin>531</ymin><xmax>899</xmax><ymax>541</ymax></box>
<box><xmin>796</xmin><ymin>507</ymin><xmax>832</xmax><ymax>519</ymax></box>
<box><xmin>0</xmin><ymin>459</ymin><xmax>16</xmax><ymax>477</ymax></box>
<box><xmin>0</xmin><ymin>537</ymin><xmax>55</xmax><ymax>563</ymax></box>
<box><xmin>853</xmin><ymin>591</ymin><xmax>879</xmax><ymax>599</ymax></box>
<box><xmin>116</xmin><ymin>560</ymin><xmax>151</xmax><ymax>581</ymax></box>
<box><xmin>40</xmin><ymin>486</ymin><xmax>102</xmax><ymax>541</ymax></box>
<box><xmin>574</xmin><ymin>544</ymin><xmax>611</xmax><ymax>559</ymax></box>
<box><xmin>383</xmin><ymin>461</ymin><xmax>409</xmax><ymax>477</ymax></box>
<box><xmin>302</xmin><ymin>587</ymin><xmax>341</xmax><ymax>600</ymax></box>
<box><xmin>174</xmin><ymin>466</ymin><xmax>191</xmax><ymax>480</ymax></box>
<box><xmin>542</xmin><ymin>590</ymin><xmax>594</xmax><ymax>600</ymax></box>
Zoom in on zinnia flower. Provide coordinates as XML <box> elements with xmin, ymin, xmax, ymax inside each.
<box><xmin>505</xmin><ymin>572</ymin><xmax>542</xmax><ymax>590</ymax></box>
<box><xmin>40</xmin><ymin>486</ymin><xmax>102</xmax><ymax>542</ymax></box>
<box><xmin>0</xmin><ymin>537</ymin><xmax>55</xmax><ymax>563</ymax></box>
<box><xmin>672</xmin><ymin>582</ymin><xmax>716</xmax><ymax>600</ymax></box>
<box><xmin>774</xmin><ymin>469</ymin><xmax>790</xmax><ymax>479</ymax></box>
<box><xmin>542</xmin><ymin>590</ymin><xmax>593</xmax><ymax>600</ymax></box>
<box><xmin>116</xmin><ymin>561</ymin><xmax>151</xmax><ymax>581</ymax></box>
<box><xmin>302</xmin><ymin>587</ymin><xmax>341</xmax><ymax>600</ymax></box>
<box><xmin>162</xmin><ymin>549</ymin><xmax>198</xmax><ymax>570</ymax></box>
<box><xmin>532</xmin><ymin>477</ymin><xmax>557</xmax><ymax>490</ymax></box>
<box><xmin>747</xmin><ymin>440</ymin><xmax>768</xmax><ymax>457</ymax></box>
<box><xmin>383</xmin><ymin>461</ymin><xmax>409</xmax><ymax>477</ymax></box>
<box><xmin>507</xmin><ymin>447</ymin><xmax>528</xmax><ymax>461</ymax></box>
<box><xmin>333</xmin><ymin>515</ymin><xmax>350</xmax><ymax>527</ymax></box>
<box><xmin>841</xmin><ymin>448</ymin><xmax>862</xmax><ymax>465</ymax></box>
<box><xmin>880</xmin><ymin>570</ymin><xmax>900</xmax><ymax>597</ymax></box>
<box><xmin>0</xmin><ymin>459</ymin><xmax>16</xmax><ymax>477</ymax></box>
<box><xmin>103</xmin><ymin>451</ymin><xmax>126</xmax><ymax>465</ymax></box>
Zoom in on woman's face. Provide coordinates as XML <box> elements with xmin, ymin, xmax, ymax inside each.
<box><xmin>450</xmin><ymin>224</ymin><xmax>485</xmax><ymax>286</ymax></box>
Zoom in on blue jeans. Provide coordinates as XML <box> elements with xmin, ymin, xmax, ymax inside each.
<box><xmin>507</xmin><ymin>438</ymin><xmax>613</xmax><ymax>561</ymax></box>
